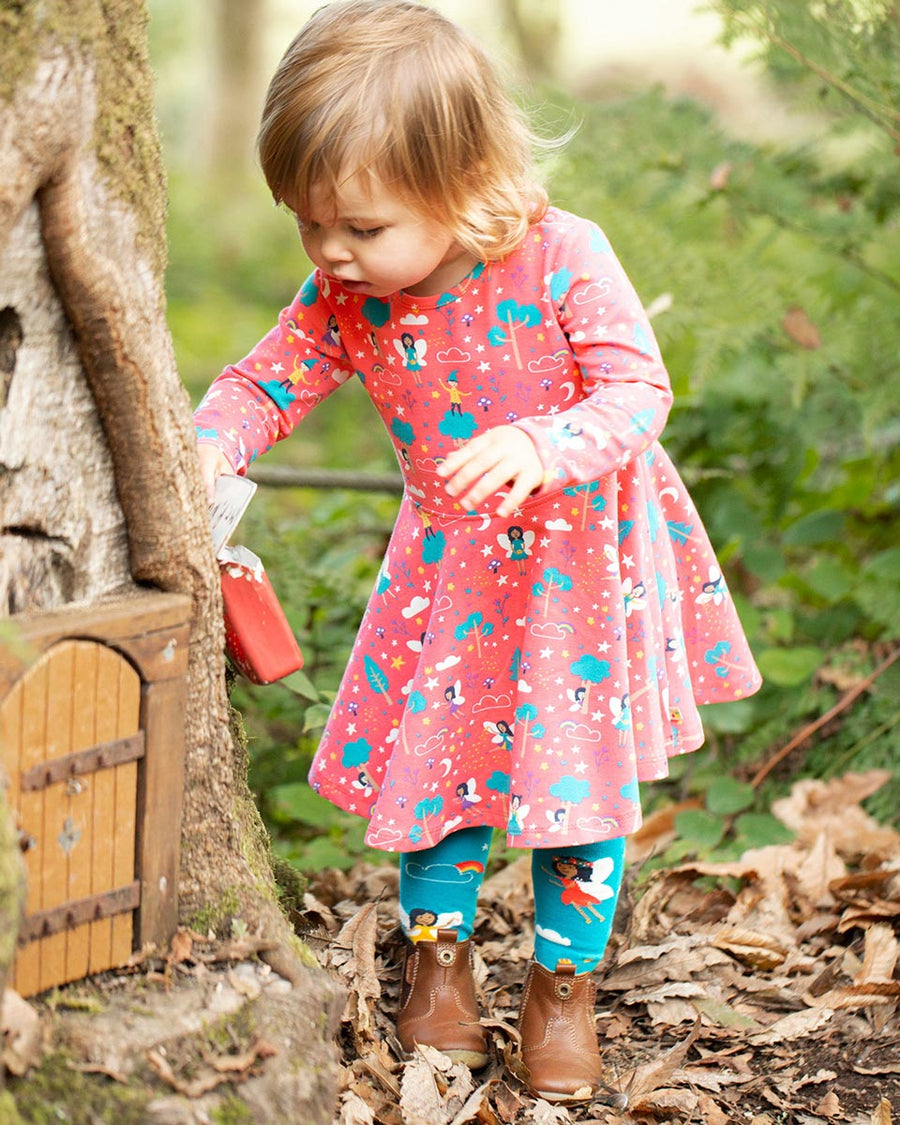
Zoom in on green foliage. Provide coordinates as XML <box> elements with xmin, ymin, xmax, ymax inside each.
<box><xmin>641</xmin><ymin>773</ymin><xmax>795</xmax><ymax>875</ymax></box>
<box><xmin>163</xmin><ymin>2</ymin><xmax>900</xmax><ymax>872</ymax></box>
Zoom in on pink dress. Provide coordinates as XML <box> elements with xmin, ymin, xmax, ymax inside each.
<box><xmin>195</xmin><ymin>207</ymin><xmax>762</xmax><ymax>853</ymax></box>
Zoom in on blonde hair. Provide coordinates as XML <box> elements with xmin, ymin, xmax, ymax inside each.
<box><xmin>258</xmin><ymin>0</ymin><xmax>549</xmax><ymax>261</ymax></box>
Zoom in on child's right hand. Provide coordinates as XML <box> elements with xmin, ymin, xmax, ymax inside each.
<box><xmin>197</xmin><ymin>443</ymin><xmax>234</xmax><ymax>502</ymax></box>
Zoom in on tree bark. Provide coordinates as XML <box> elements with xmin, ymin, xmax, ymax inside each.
<box><xmin>499</xmin><ymin>0</ymin><xmax>563</xmax><ymax>81</ymax></box>
<box><xmin>0</xmin><ymin>0</ymin><xmax>323</xmax><ymax>964</ymax></box>
<box><xmin>207</xmin><ymin>0</ymin><xmax>267</xmax><ymax>192</ymax></box>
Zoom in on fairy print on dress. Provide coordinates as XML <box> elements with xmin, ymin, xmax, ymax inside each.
<box><xmin>498</xmin><ymin>525</ymin><xmax>534</xmax><ymax>575</ymax></box>
<box><xmin>456</xmin><ymin>778</ymin><xmax>482</xmax><ymax>811</ymax></box>
<box><xmin>483</xmin><ymin>718</ymin><xmax>514</xmax><ymax>751</ymax></box>
<box><xmin>395</xmin><ymin>330</ymin><xmax>427</xmax><ymax>385</ymax></box>
<box><xmin>507</xmin><ymin>793</ymin><xmax>530</xmax><ymax>838</ymax></box>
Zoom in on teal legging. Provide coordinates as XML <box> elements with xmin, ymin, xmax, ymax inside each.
<box><xmin>399</xmin><ymin>828</ymin><xmax>625</xmax><ymax>973</ymax></box>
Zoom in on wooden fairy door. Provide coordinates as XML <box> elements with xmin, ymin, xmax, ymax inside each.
<box><xmin>1</xmin><ymin>639</ymin><xmax>142</xmax><ymax>996</ymax></box>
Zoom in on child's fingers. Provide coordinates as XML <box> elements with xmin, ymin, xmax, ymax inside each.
<box><xmin>197</xmin><ymin>442</ymin><xmax>231</xmax><ymax>502</ymax></box>
<box><xmin>496</xmin><ymin>464</ymin><xmax>544</xmax><ymax>517</ymax></box>
<box><xmin>438</xmin><ymin>426</ymin><xmax>540</xmax><ymax>503</ymax></box>
<box><xmin>454</xmin><ymin>458</ymin><xmax>519</xmax><ymax>510</ymax></box>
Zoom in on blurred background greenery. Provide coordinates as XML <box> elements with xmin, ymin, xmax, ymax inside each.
<box><xmin>148</xmin><ymin>0</ymin><xmax>900</xmax><ymax>874</ymax></box>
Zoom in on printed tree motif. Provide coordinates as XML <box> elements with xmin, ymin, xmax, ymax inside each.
<box><xmin>486</xmin><ymin>770</ymin><xmax>511</xmax><ymax>794</ymax></box>
<box><xmin>487</xmin><ymin>299</ymin><xmax>541</xmax><ymax>368</ymax></box>
<box><xmin>364</xmin><ymin>655</ymin><xmax>391</xmax><ymax>703</ymax></box>
<box><xmin>569</xmin><ymin>654</ymin><xmax>611</xmax><ymax>714</ymax></box>
<box><xmin>410</xmin><ymin>795</ymin><xmax>444</xmax><ymax>847</ymax></box>
<box><xmin>532</xmin><ymin>566</ymin><xmax>574</xmax><ymax>616</ymax></box>
<box><xmin>454</xmin><ymin>611</ymin><xmax>494</xmax><ymax>658</ymax></box>
<box><xmin>514</xmin><ymin>703</ymin><xmax>546</xmax><ymax>756</ymax></box>
<box><xmin>422</xmin><ymin>531</ymin><xmax>446</xmax><ymax>565</ymax></box>
<box><xmin>564</xmin><ymin>481</ymin><xmax>607</xmax><ymax>531</ymax></box>
<box><xmin>406</xmin><ymin>690</ymin><xmax>427</xmax><ymax>714</ymax></box>
<box><xmin>704</xmin><ymin>641</ymin><xmax>744</xmax><ymax>679</ymax></box>
<box><xmin>341</xmin><ymin>737</ymin><xmax>379</xmax><ymax>795</ymax></box>
<box><xmin>509</xmin><ymin>646</ymin><xmax>522</xmax><ymax>681</ymax></box>
<box><xmin>668</xmin><ymin>520</ymin><xmax>697</xmax><ymax>546</ymax></box>
<box><xmin>548</xmin><ymin>775</ymin><xmax>591</xmax><ymax>834</ymax></box>
<box><xmin>390</xmin><ymin>417</ymin><xmax>414</xmax><ymax>446</ymax></box>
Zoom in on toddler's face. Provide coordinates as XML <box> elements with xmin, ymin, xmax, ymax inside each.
<box><xmin>295</xmin><ymin>174</ymin><xmax>475</xmax><ymax>299</ymax></box>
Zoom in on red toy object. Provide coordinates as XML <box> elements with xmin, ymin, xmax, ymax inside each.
<box><xmin>219</xmin><ymin>545</ymin><xmax>304</xmax><ymax>684</ymax></box>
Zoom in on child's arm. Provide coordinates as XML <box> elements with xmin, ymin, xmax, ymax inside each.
<box><xmin>512</xmin><ymin>218</ymin><xmax>673</xmax><ymax>492</ymax></box>
<box><xmin>193</xmin><ymin>272</ymin><xmax>350</xmax><ymax>477</ymax></box>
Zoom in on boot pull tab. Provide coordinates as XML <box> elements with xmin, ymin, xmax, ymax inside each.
<box><xmin>435</xmin><ymin>928</ymin><xmax>460</xmax><ymax>965</ymax></box>
<box><xmin>554</xmin><ymin>961</ymin><xmax>576</xmax><ymax>999</ymax></box>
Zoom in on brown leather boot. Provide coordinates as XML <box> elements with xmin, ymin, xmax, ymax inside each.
<box><xmin>397</xmin><ymin>928</ymin><xmax>489</xmax><ymax>1069</ymax></box>
<box><xmin>519</xmin><ymin>959</ymin><xmax>604</xmax><ymax>1102</ymax></box>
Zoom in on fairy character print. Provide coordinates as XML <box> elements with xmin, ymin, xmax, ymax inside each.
<box><xmin>498</xmin><ymin>525</ymin><xmax>534</xmax><ymax>575</ymax></box>
<box><xmin>395</xmin><ymin>331</ymin><xmax>426</xmax><ymax>385</ymax></box>
<box><xmin>484</xmin><ymin>718</ymin><xmax>514</xmax><ymax>751</ymax></box>
<box><xmin>439</xmin><ymin>370</ymin><xmax>471</xmax><ymax>415</ymax></box>
<box><xmin>546</xmin><ymin>855</ymin><xmax>610</xmax><ymax>924</ymax></box>
<box><xmin>456</xmin><ymin>778</ymin><xmax>481</xmax><ymax>811</ymax></box>
<box><xmin>507</xmin><ymin>793</ymin><xmax>529</xmax><ymax>838</ymax></box>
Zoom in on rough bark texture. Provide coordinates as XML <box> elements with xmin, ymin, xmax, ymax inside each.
<box><xmin>0</xmin><ymin>0</ymin><xmax>339</xmax><ymax>1068</ymax></box>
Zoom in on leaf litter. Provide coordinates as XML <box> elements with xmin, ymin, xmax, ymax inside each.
<box><xmin>303</xmin><ymin>770</ymin><xmax>900</xmax><ymax>1124</ymax></box>
<box><xmin>4</xmin><ymin>768</ymin><xmax>897</xmax><ymax>1122</ymax></box>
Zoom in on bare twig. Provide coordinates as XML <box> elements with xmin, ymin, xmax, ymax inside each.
<box><xmin>751</xmin><ymin>647</ymin><xmax>900</xmax><ymax>788</ymax></box>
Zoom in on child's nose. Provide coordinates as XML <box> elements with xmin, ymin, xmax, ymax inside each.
<box><xmin>321</xmin><ymin>232</ymin><xmax>352</xmax><ymax>264</ymax></box>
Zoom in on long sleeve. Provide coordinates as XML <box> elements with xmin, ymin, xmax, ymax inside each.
<box><xmin>193</xmin><ymin>273</ymin><xmax>354</xmax><ymax>474</ymax></box>
<box><xmin>512</xmin><ymin>218</ymin><xmax>673</xmax><ymax>490</ymax></box>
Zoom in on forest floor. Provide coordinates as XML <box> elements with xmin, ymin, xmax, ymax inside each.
<box><xmin>5</xmin><ymin>768</ymin><xmax>900</xmax><ymax>1125</ymax></box>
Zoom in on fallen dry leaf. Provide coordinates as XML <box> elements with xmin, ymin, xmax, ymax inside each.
<box><xmin>748</xmin><ymin>1006</ymin><xmax>835</xmax><ymax>1045</ymax></box>
<box><xmin>856</xmin><ymin>923</ymin><xmax>898</xmax><ymax>984</ymax></box>
<box><xmin>815</xmin><ymin>1089</ymin><xmax>843</xmax><ymax>1117</ymax></box>
<box><xmin>339</xmin><ymin>1090</ymin><xmax>376</xmax><ymax>1125</ymax></box>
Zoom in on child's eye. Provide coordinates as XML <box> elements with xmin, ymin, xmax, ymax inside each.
<box><xmin>350</xmin><ymin>226</ymin><xmax>384</xmax><ymax>240</ymax></box>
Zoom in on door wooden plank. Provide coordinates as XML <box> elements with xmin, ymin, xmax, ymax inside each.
<box><xmin>111</xmin><ymin>652</ymin><xmax>139</xmax><ymax>965</ymax></box>
<box><xmin>65</xmin><ymin>642</ymin><xmax>98</xmax><ymax>981</ymax></box>
<box><xmin>88</xmin><ymin>646</ymin><xmax>118</xmax><ymax>975</ymax></box>
<box><xmin>136</xmin><ymin>676</ymin><xmax>185</xmax><ymax>946</ymax></box>
<box><xmin>39</xmin><ymin>643</ymin><xmax>75</xmax><ymax>992</ymax></box>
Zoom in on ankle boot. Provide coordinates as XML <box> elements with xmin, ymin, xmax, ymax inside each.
<box><xmin>397</xmin><ymin>928</ymin><xmax>489</xmax><ymax>1069</ymax></box>
<box><xmin>519</xmin><ymin>959</ymin><xmax>603</xmax><ymax>1102</ymax></box>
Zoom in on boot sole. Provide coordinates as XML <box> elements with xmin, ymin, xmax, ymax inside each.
<box><xmin>443</xmin><ymin>1048</ymin><xmax>489</xmax><ymax>1069</ymax></box>
<box><xmin>529</xmin><ymin>1085</ymin><xmax>595</xmax><ymax>1103</ymax></box>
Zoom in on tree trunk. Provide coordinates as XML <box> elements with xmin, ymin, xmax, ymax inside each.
<box><xmin>207</xmin><ymin>0</ymin><xmax>267</xmax><ymax>192</ymax></box>
<box><xmin>0</xmin><ymin>0</ymin><xmax>335</xmax><ymax>1013</ymax></box>
<box><xmin>499</xmin><ymin>0</ymin><xmax>563</xmax><ymax>81</ymax></box>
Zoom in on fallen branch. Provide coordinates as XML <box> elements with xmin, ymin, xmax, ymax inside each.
<box><xmin>751</xmin><ymin>647</ymin><xmax>900</xmax><ymax>788</ymax></box>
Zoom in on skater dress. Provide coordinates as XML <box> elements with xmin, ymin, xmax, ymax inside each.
<box><xmin>194</xmin><ymin>207</ymin><xmax>762</xmax><ymax>853</ymax></box>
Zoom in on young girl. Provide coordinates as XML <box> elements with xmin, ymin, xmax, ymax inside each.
<box><xmin>195</xmin><ymin>0</ymin><xmax>762</xmax><ymax>1102</ymax></box>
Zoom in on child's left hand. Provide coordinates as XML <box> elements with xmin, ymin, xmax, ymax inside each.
<box><xmin>437</xmin><ymin>425</ymin><xmax>544</xmax><ymax>518</ymax></box>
